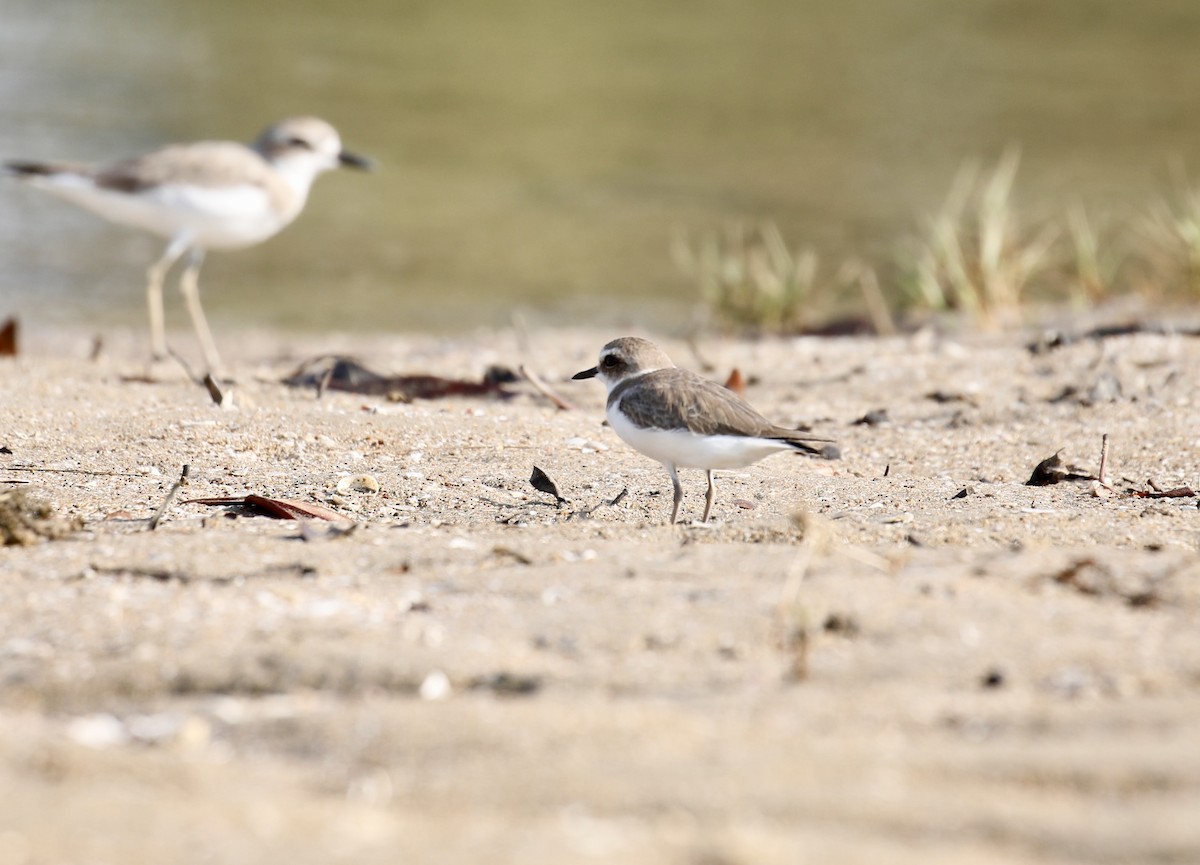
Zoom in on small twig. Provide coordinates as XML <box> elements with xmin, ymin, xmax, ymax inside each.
<box><xmin>317</xmin><ymin>364</ymin><xmax>335</xmax><ymax>400</ymax></box>
<box><xmin>167</xmin><ymin>347</ymin><xmax>202</xmax><ymax>384</ymax></box>
<box><xmin>148</xmin><ymin>464</ymin><xmax>189</xmax><ymax>530</ymax></box>
<box><xmin>570</xmin><ymin>486</ymin><xmax>629</xmax><ymax>520</ymax></box>
<box><xmin>1097</xmin><ymin>433</ymin><xmax>1113</xmax><ymax>491</ymax></box>
<box><xmin>89</xmin><ymin>561</ymin><xmax>315</xmax><ymax>583</ymax></box>
<box><xmin>3</xmin><ymin>466</ymin><xmax>146</xmax><ymax>479</ymax></box>
<box><xmin>518</xmin><ymin>364</ymin><xmax>577</xmax><ymax>411</ymax></box>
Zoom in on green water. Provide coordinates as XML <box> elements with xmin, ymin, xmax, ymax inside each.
<box><xmin>3</xmin><ymin>0</ymin><xmax>1200</xmax><ymax>333</ymax></box>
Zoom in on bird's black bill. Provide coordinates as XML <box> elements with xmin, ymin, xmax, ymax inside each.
<box><xmin>572</xmin><ymin>367</ymin><xmax>598</xmax><ymax>380</ymax></box>
<box><xmin>338</xmin><ymin>150</ymin><xmax>374</xmax><ymax>170</ymax></box>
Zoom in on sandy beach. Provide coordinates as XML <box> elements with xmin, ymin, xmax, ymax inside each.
<box><xmin>1</xmin><ymin>320</ymin><xmax>1198</xmax><ymax>864</ymax></box>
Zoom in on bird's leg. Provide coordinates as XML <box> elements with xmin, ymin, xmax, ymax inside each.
<box><xmin>666</xmin><ymin>463</ymin><xmax>683</xmax><ymax>524</ymax></box>
<box><xmin>177</xmin><ymin>247</ymin><xmax>222</xmax><ymax>375</ymax></box>
<box><xmin>145</xmin><ymin>238</ymin><xmax>188</xmax><ymax>361</ymax></box>
<box><xmin>703</xmin><ymin>469</ymin><xmax>716</xmax><ymax>522</ymax></box>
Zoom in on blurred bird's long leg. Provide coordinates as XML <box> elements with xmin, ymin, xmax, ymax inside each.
<box><xmin>666</xmin><ymin>463</ymin><xmax>683</xmax><ymax>524</ymax></box>
<box><xmin>146</xmin><ymin>235</ymin><xmax>189</xmax><ymax>361</ymax></box>
<box><xmin>703</xmin><ymin>470</ymin><xmax>716</xmax><ymax>522</ymax></box>
<box><xmin>178</xmin><ymin>247</ymin><xmax>222</xmax><ymax>374</ymax></box>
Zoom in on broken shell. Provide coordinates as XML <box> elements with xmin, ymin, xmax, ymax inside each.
<box><xmin>419</xmin><ymin>670</ymin><xmax>451</xmax><ymax>701</ymax></box>
<box><xmin>336</xmin><ymin>474</ymin><xmax>381</xmax><ymax>494</ymax></box>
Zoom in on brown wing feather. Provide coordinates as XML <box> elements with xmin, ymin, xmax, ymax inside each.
<box><xmin>610</xmin><ymin>368</ymin><xmax>830</xmax><ymax>444</ymax></box>
<box><xmin>93</xmin><ymin>142</ymin><xmax>289</xmax><ymax>204</ymax></box>
<box><xmin>90</xmin><ymin>141</ymin><xmax>295</xmax><ymax>216</ymax></box>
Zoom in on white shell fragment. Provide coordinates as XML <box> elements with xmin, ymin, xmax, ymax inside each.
<box><xmin>565</xmin><ymin>436</ymin><xmax>608</xmax><ymax>454</ymax></box>
<box><xmin>336</xmin><ymin>473</ymin><xmax>381</xmax><ymax>494</ymax></box>
<box><xmin>419</xmin><ymin>670</ymin><xmax>452</xmax><ymax>701</ymax></box>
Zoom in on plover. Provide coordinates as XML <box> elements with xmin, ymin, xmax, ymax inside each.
<box><xmin>573</xmin><ymin>336</ymin><xmax>835</xmax><ymax>524</ymax></box>
<box><xmin>3</xmin><ymin>116</ymin><xmax>371</xmax><ymax>372</ymax></box>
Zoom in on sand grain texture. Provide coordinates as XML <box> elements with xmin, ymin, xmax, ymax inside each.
<box><xmin>1</xmin><ymin>325</ymin><xmax>1198</xmax><ymax>865</ymax></box>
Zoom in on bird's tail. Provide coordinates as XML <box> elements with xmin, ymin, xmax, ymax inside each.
<box><xmin>2</xmin><ymin>160</ymin><xmax>85</xmax><ymax>180</ymax></box>
<box><xmin>778</xmin><ymin>432</ymin><xmax>840</xmax><ymax>460</ymax></box>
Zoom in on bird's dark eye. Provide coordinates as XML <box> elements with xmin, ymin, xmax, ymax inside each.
<box><xmin>286</xmin><ymin>136</ymin><xmax>314</xmax><ymax>150</ymax></box>
<box><xmin>601</xmin><ymin>355</ymin><xmax>619</xmax><ymax>368</ymax></box>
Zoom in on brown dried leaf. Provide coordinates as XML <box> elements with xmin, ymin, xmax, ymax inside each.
<box><xmin>183</xmin><ymin>495</ymin><xmax>345</xmax><ymax>521</ymax></box>
<box><xmin>283</xmin><ymin>356</ymin><xmax>514</xmax><ymax>400</ymax></box>
<box><xmin>529</xmin><ymin>466</ymin><xmax>567</xmax><ymax>503</ymax></box>
<box><xmin>0</xmin><ymin>318</ymin><xmax>16</xmax><ymax>357</ymax></box>
<box><xmin>1026</xmin><ymin>450</ymin><xmax>1094</xmax><ymax>486</ymax></box>
<box><xmin>723</xmin><ymin>368</ymin><xmax>746</xmax><ymax>396</ymax></box>
<box><xmin>1132</xmin><ymin>486</ymin><xmax>1196</xmax><ymax>499</ymax></box>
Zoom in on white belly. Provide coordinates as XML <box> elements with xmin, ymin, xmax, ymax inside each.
<box><xmin>35</xmin><ymin>175</ymin><xmax>291</xmax><ymax>249</ymax></box>
<box><xmin>608</xmin><ymin>403</ymin><xmax>792</xmax><ymax>470</ymax></box>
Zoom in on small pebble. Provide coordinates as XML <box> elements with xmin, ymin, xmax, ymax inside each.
<box><xmin>419</xmin><ymin>670</ymin><xmax>452</xmax><ymax>701</ymax></box>
<box><xmin>981</xmin><ymin>667</ymin><xmax>1006</xmax><ymax>689</ymax></box>
<box><xmin>66</xmin><ymin>713</ymin><xmax>129</xmax><ymax>749</ymax></box>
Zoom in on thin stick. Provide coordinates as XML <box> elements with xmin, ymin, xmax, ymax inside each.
<box><xmin>148</xmin><ymin>464</ymin><xmax>189</xmax><ymax>530</ymax></box>
<box><xmin>4</xmin><ymin>466</ymin><xmax>146</xmax><ymax>479</ymax></box>
<box><xmin>317</xmin><ymin>364</ymin><xmax>335</xmax><ymax>400</ymax></box>
<box><xmin>518</xmin><ymin>364</ymin><xmax>577</xmax><ymax>411</ymax></box>
<box><xmin>570</xmin><ymin>486</ymin><xmax>629</xmax><ymax>520</ymax></box>
<box><xmin>1097</xmin><ymin>433</ymin><xmax>1113</xmax><ymax>490</ymax></box>
<box><xmin>167</xmin><ymin>347</ymin><xmax>201</xmax><ymax>384</ymax></box>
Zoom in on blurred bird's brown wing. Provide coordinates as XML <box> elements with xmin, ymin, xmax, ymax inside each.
<box><xmin>94</xmin><ymin>142</ymin><xmax>284</xmax><ymax>194</ymax></box>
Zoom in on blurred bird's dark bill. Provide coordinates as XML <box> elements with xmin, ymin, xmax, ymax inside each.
<box><xmin>338</xmin><ymin>150</ymin><xmax>374</xmax><ymax>170</ymax></box>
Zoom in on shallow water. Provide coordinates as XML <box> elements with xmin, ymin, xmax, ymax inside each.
<box><xmin>3</xmin><ymin>0</ymin><xmax>1200</xmax><ymax>334</ymax></box>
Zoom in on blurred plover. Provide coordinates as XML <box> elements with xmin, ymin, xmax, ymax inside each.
<box><xmin>573</xmin><ymin>336</ymin><xmax>835</xmax><ymax>524</ymax></box>
<box><xmin>3</xmin><ymin>116</ymin><xmax>372</xmax><ymax>372</ymax></box>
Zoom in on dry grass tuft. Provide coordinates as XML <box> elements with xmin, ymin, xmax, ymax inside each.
<box><xmin>672</xmin><ymin>222</ymin><xmax>825</xmax><ymax>333</ymax></box>
<box><xmin>905</xmin><ymin>148</ymin><xmax>1058</xmax><ymax>325</ymax></box>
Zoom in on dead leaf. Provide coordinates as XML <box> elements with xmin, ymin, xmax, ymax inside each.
<box><xmin>183</xmin><ymin>494</ymin><xmax>346</xmax><ymax>521</ymax></box>
<box><xmin>203</xmin><ymin>374</ymin><xmax>233</xmax><ymax>408</ymax></box>
<box><xmin>283</xmin><ymin>356</ymin><xmax>515</xmax><ymax>400</ymax></box>
<box><xmin>529</xmin><ymin>466</ymin><xmax>567</xmax><ymax>504</ymax></box>
<box><xmin>853</xmin><ymin>409</ymin><xmax>889</xmax><ymax>426</ymax></box>
<box><xmin>0</xmin><ymin>318</ymin><xmax>16</xmax><ymax>356</ymax></box>
<box><xmin>724</xmin><ymin>368</ymin><xmax>746</xmax><ymax>396</ymax></box>
<box><xmin>492</xmin><ymin>545</ymin><xmax>533</xmax><ymax>565</ymax></box>
<box><xmin>1026</xmin><ymin>450</ymin><xmax>1094</xmax><ymax>486</ymax></box>
<box><xmin>1133</xmin><ymin>486</ymin><xmax>1195</xmax><ymax>499</ymax></box>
